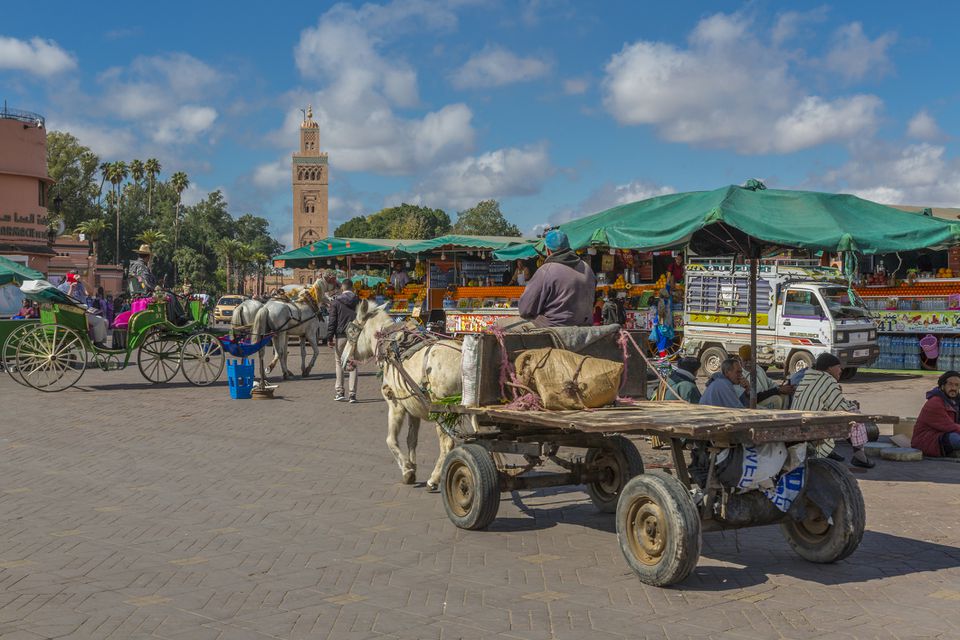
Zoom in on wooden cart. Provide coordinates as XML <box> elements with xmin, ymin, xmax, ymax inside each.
<box><xmin>434</xmin><ymin>401</ymin><xmax>872</xmax><ymax>587</ymax></box>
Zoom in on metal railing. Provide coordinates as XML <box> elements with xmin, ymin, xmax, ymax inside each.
<box><xmin>1</xmin><ymin>102</ymin><xmax>45</xmax><ymax>127</ymax></box>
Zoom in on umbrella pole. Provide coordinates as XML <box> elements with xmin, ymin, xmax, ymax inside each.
<box><xmin>749</xmin><ymin>256</ymin><xmax>758</xmax><ymax>409</ymax></box>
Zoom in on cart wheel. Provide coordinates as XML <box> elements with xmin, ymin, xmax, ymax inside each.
<box><xmin>2</xmin><ymin>322</ymin><xmax>35</xmax><ymax>386</ymax></box>
<box><xmin>441</xmin><ymin>444</ymin><xmax>500</xmax><ymax>530</ymax></box>
<box><xmin>698</xmin><ymin>346</ymin><xmax>727</xmax><ymax>376</ymax></box>
<box><xmin>180</xmin><ymin>332</ymin><xmax>225</xmax><ymax>386</ymax></box>
<box><xmin>14</xmin><ymin>324</ymin><xmax>87</xmax><ymax>392</ymax></box>
<box><xmin>616</xmin><ymin>471</ymin><xmax>701</xmax><ymax>587</ymax></box>
<box><xmin>137</xmin><ymin>330</ymin><xmax>182</xmax><ymax>383</ymax></box>
<box><xmin>585</xmin><ymin>435</ymin><xmax>645</xmax><ymax>513</ymax></box>
<box><xmin>780</xmin><ymin>458</ymin><xmax>865</xmax><ymax>563</ymax></box>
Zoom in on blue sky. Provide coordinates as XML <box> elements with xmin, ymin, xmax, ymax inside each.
<box><xmin>3</xmin><ymin>0</ymin><xmax>959</xmax><ymax>249</ymax></box>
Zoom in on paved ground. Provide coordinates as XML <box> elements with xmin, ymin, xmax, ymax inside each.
<box><xmin>1</xmin><ymin>356</ymin><xmax>959</xmax><ymax>640</ymax></box>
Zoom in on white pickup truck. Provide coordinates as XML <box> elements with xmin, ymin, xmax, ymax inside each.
<box><xmin>681</xmin><ymin>259</ymin><xmax>879</xmax><ymax>380</ymax></box>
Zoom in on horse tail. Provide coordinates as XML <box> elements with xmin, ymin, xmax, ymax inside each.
<box><xmin>251</xmin><ymin>305</ymin><xmax>270</xmax><ymax>342</ymax></box>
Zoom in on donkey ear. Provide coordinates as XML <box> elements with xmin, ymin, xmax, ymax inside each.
<box><xmin>357</xmin><ymin>299</ymin><xmax>370</xmax><ymax>319</ymax></box>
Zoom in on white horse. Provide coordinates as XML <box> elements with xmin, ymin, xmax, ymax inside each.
<box><xmin>340</xmin><ymin>300</ymin><xmax>462</xmax><ymax>489</ymax></box>
<box><xmin>242</xmin><ymin>277</ymin><xmax>335</xmax><ymax>378</ymax></box>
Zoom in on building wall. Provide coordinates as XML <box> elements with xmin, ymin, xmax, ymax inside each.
<box><xmin>0</xmin><ymin>114</ymin><xmax>55</xmax><ymax>272</ymax></box>
<box><xmin>291</xmin><ymin>107</ymin><xmax>329</xmax><ymax>249</ymax></box>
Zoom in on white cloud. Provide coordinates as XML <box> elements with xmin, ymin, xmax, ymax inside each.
<box><xmin>153</xmin><ymin>105</ymin><xmax>218</xmax><ymax>144</ymax></box>
<box><xmin>562</xmin><ymin>78</ymin><xmax>589</xmax><ymax>95</ymax></box>
<box><xmin>46</xmin><ymin>120</ymin><xmax>136</xmax><ymax>158</ymax></box>
<box><xmin>0</xmin><ymin>35</ymin><xmax>76</xmax><ymax>76</ymax></box>
<box><xmin>824</xmin><ymin>22</ymin><xmax>896</xmax><ymax>81</ymax></box>
<box><xmin>100</xmin><ymin>53</ymin><xmax>222</xmax><ymax>121</ymax></box>
<box><xmin>601</xmin><ymin>12</ymin><xmax>883</xmax><ymax>154</ymax></box>
<box><xmin>550</xmin><ymin>179</ymin><xmax>676</xmax><ymax>225</ymax></box>
<box><xmin>451</xmin><ymin>45</ymin><xmax>551</xmax><ymax>89</ymax></box>
<box><xmin>401</xmin><ymin>144</ymin><xmax>553</xmax><ymax>210</ymax></box>
<box><xmin>252</xmin><ymin>159</ymin><xmax>288</xmax><ymax>189</ymax></box>
<box><xmin>907</xmin><ymin>110</ymin><xmax>943</xmax><ymax>140</ymax></box>
<box><xmin>279</xmin><ymin>1</ymin><xmax>475</xmax><ymax>174</ymax></box>
<box><xmin>771</xmin><ymin>7</ymin><xmax>829</xmax><ymax>46</ymax></box>
<box><xmin>820</xmin><ymin>142</ymin><xmax>960</xmax><ymax>207</ymax></box>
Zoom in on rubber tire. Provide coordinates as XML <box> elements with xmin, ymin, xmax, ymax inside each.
<box><xmin>585</xmin><ymin>435</ymin><xmax>645</xmax><ymax>513</ymax></box>
<box><xmin>840</xmin><ymin>367</ymin><xmax>857</xmax><ymax>381</ymax></box>
<box><xmin>787</xmin><ymin>350</ymin><xmax>814</xmax><ymax>374</ymax></box>
<box><xmin>780</xmin><ymin>458</ymin><xmax>865</xmax><ymax>564</ymax></box>
<box><xmin>699</xmin><ymin>346</ymin><xmax>727</xmax><ymax>376</ymax></box>
<box><xmin>441</xmin><ymin>444</ymin><xmax>501</xmax><ymax>530</ymax></box>
<box><xmin>616</xmin><ymin>471</ymin><xmax>701</xmax><ymax>587</ymax></box>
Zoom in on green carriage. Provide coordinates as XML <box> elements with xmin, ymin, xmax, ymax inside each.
<box><xmin>2</xmin><ymin>283</ymin><xmax>225</xmax><ymax>392</ymax></box>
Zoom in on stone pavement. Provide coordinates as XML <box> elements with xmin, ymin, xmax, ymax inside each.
<box><xmin>0</xmin><ymin>358</ymin><xmax>959</xmax><ymax>640</ymax></box>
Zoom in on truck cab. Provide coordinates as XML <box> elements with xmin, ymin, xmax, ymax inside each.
<box><xmin>682</xmin><ymin>258</ymin><xmax>879</xmax><ymax>379</ymax></box>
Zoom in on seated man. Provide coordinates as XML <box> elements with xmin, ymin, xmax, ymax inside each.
<box><xmin>738</xmin><ymin>345</ymin><xmax>795</xmax><ymax>409</ymax></box>
<box><xmin>912</xmin><ymin>370</ymin><xmax>960</xmax><ymax>458</ymax></box>
<box><xmin>700</xmin><ymin>357</ymin><xmax>748</xmax><ymax>408</ymax></box>
<box><xmin>791</xmin><ymin>353</ymin><xmax>873</xmax><ymax>468</ymax></box>
<box><xmin>653</xmin><ymin>356</ymin><xmax>702</xmax><ymax>403</ymax></box>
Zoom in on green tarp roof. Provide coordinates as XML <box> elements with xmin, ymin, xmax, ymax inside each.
<box><xmin>0</xmin><ymin>255</ymin><xmax>44</xmax><ymax>286</ymax></box>
<box><xmin>495</xmin><ymin>183</ymin><xmax>960</xmax><ymax>259</ymax></box>
<box><xmin>399</xmin><ymin>235</ymin><xmax>528</xmax><ymax>254</ymax></box>
<box><xmin>273</xmin><ymin>237</ymin><xmax>402</xmax><ymax>267</ymax></box>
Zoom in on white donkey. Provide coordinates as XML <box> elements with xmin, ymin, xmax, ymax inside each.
<box><xmin>340</xmin><ymin>300</ymin><xmax>462</xmax><ymax>489</ymax></box>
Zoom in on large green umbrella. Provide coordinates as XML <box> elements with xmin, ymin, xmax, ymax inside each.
<box><xmin>0</xmin><ymin>255</ymin><xmax>44</xmax><ymax>286</ymax></box>
<box><xmin>398</xmin><ymin>234</ymin><xmax>529</xmax><ymax>255</ymax></box>
<box><xmin>273</xmin><ymin>237</ymin><xmax>402</xmax><ymax>267</ymax></box>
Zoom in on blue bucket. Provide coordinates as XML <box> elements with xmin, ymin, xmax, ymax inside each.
<box><xmin>227</xmin><ymin>358</ymin><xmax>255</xmax><ymax>399</ymax></box>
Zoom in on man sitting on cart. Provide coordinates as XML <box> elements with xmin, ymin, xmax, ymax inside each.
<box><xmin>128</xmin><ymin>244</ymin><xmax>187</xmax><ymax>324</ymax></box>
<box><xmin>501</xmin><ymin>229</ymin><xmax>596</xmax><ymax>330</ymax></box>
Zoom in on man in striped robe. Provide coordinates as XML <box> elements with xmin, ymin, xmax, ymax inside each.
<box><xmin>791</xmin><ymin>353</ymin><xmax>873</xmax><ymax>469</ymax></box>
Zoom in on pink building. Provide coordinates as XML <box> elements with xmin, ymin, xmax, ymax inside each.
<box><xmin>0</xmin><ymin>106</ymin><xmax>56</xmax><ymax>273</ymax></box>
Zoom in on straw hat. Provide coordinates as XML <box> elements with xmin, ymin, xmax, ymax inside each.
<box><xmin>135</xmin><ymin>244</ymin><xmax>152</xmax><ymax>256</ymax></box>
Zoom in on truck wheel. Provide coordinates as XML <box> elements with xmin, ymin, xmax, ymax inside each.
<box><xmin>616</xmin><ymin>471</ymin><xmax>701</xmax><ymax>587</ymax></box>
<box><xmin>780</xmin><ymin>458</ymin><xmax>865</xmax><ymax>563</ymax></box>
<box><xmin>585</xmin><ymin>436</ymin><xmax>645</xmax><ymax>513</ymax></box>
<box><xmin>840</xmin><ymin>367</ymin><xmax>857</xmax><ymax>380</ymax></box>
<box><xmin>787</xmin><ymin>351</ymin><xmax>814</xmax><ymax>374</ymax></box>
<box><xmin>699</xmin><ymin>346</ymin><xmax>727</xmax><ymax>376</ymax></box>
<box><xmin>441</xmin><ymin>444</ymin><xmax>501</xmax><ymax>530</ymax></box>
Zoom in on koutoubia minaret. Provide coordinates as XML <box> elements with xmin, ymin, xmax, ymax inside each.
<box><xmin>292</xmin><ymin>105</ymin><xmax>328</xmax><ymax>248</ymax></box>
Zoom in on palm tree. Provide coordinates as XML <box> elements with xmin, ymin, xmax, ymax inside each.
<box><xmin>75</xmin><ymin>217</ymin><xmax>108</xmax><ymax>267</ymax></box>
<box><xmin>251</xmin><ymin>251</ymin><xmax>269</xmax><ymax>296</ymax></box>
<box><xmin>234</xmin><ymin>243</ymin><xmax>255</xmax><ymax>294</ymax></box>
<box><xmin>137</xmin><ymin>229</ymin><xmax>167</xmax><ymax>248</ymax></box>
<box><xmin>97</xmin><ymin>162</ymin><xmax>110</xmax><ymax>209</ymax></box>
<box><xmin>215</xmin><ymin>239</ymin><xmax>245</xmax><ymax>294</ymax></box>
<box><xmin>170</xmin><ymin>171</ymin><xmax>190</xmax><ymax>284</ymax></box>
<box><xmin>129</xmin><ymin>159</ymin><xmax>145</xmax><ymax>187</ymax></box>
<box><xmin>107</xmin><ymin>161</ymin><xmax>128</xmax><ymax>264</ymax></box>
<box><xmin>145</xmin><ymin>158</ymin><xmax>161</xmax><ymax>219</ymax></box>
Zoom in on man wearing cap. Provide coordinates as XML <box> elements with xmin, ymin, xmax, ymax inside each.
<box><xmin>737</xmin><ymin>345</ymin><xmax>795</xmax><ymax>409</ymax></box>
<box><xmin>129</xmin><ymin>244</ymin><xmax>156</xmax><ymax>294</ymax></box>
<box><xmin>791</xmin><ymin>352</ymin><xmax>873</xmax><ymax>468</ymax></box>
<box><xmin>911</xmin><ymin>370</ymin><xmax>960</xmax><ymax>458</ymax></box>
<box><xmin>326</xmin><ymin>278</ymin><xmax>360</xmax><ymax>403</ymax></box>
<box><xmin>516</xmin><ymin>229</ymin><xmax>597</xmax><ymax>328</ymax></box>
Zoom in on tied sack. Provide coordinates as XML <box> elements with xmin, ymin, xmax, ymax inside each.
<box><xmin>514</xmin><ymin>348</ymin><xmax>623</xmax><ymax>410</ymax></box>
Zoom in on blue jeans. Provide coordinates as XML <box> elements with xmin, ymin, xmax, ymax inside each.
<box><xmin>941</xmin><ymin>431</ymin><xmax>960</xmax><ymax>454</ymax></box>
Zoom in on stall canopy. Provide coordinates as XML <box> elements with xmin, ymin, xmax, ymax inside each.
<box><xmin>399</xmin><ymin>234</ymin><xmax>530</xmax><ymax>255</ymax></box>
<box><xmin>495</xmin><ymin>181</ymin><xmax>960</xmax><ymax>259</ymax></box>
<box><xmin>0</xmin><ymin>255</ymin><xmax>44</xmax><ymax>286</ymax></box>
<box><xmin>272</xmin><ymin>237</ymin><xmax>402</xmax><ymax>267</ymax></box>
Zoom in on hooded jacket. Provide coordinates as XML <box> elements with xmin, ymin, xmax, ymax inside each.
<box><xmin>518</xmin><ymin>249</ymin><xmax>597</xmax><ymax>327</ymax></box>
<box><xmin>912</xmin><ymin>387</ymin><xmax>960</xmax><ymax>457</ymax></box>
<box><xmin>326</xmin><ymin>290</ymin><xmax>359</xmax><ymax>339</ymax></box>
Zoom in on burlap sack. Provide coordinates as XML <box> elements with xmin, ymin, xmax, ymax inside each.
<box><xmin>514</xmin><ymin>348</ymin><xmax>623</xmax><ymax>410</ymax></box>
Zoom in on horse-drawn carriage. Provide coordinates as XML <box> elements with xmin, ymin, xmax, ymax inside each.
<box><xmin>340</xmin><ymin>304</ymin><xmax>872</xmax><ymax>588</ymax></box>
<box><xmin>2</xmin><ymin>281</ymin><xmax>224</xmax><ymax>391</ymax></box>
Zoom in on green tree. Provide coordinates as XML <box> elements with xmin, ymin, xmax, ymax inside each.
<box><xmin>137</xmin><ymin>229</ymin><xmax>167</xmax><ymax>248</ymax></box>
<box><xmin>452</xmin><ymin>199</ymin><xmax>521</xmax><ymax>236</ymax></box>
<box><xmin>215</xmin><ymin>238</ymin><xmax>245</xmax><ymax>294</ymax></box>
<box><xmin>335</xmin><ymin>204</ymin><xmax>450</xmax><ymax>239</ymax></box>
<box><xmin>107</xmin><ymin>161</ymin><xmax>129</xmax><ymax>264</ymax></box>
<box><xmin>75</xmin><ymin>216</ymin><xmax>107</xmax><ymax>267</ymax></box>
<box><xmin>45</xmin><ymin>132</ymin><xmax>101</xmax><ymax>230</ymax></box>
<box><xmin>170</xmin><ymin>171</ymin><xmax>190</xmax><ymax>283</ymax></box>
<box><xmin>129</xmin><ymin>159</ymin><xmax>145</xmax><ymax>187</ymax></box>
<box><xmin>145</xmin><ymin>158</ymin><xmax>161</xmax><ymax>219</ymax></box>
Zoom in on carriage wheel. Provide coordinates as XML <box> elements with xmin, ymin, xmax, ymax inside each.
<box><xmin>137</xmin><ymin>331</ymin><xmax>182</xmax><ymax>383</ymax></box>
<box><xmin>14</xmin><ymin>324</ymin><xmax>87</xmax><ymax>392</ymax></box>
<box><xmin>585</xmin><ymin>435</ymin><xmax>645</xmax><ymax>513</ymax></box>
<box><xmin>616</xmin><ymin>471</ymin><xmax>701</xmax><ymax>587</ymax></box>
<box><xmin>180</xmin><ymin>332</ymin><xmax>225</xmax><ymax>386</ymax></box>
<box><xmin>2</xmin><ymin>323</ymin><xmax>35</xmax><ymax>386</ymax></box>
<box><xmin>780</xmin><ymin>458</ymin><xmax>865</xmax><ymax>564</ymax></box>
<box><xmin>441</xmin><ymin>444</ymin><xmax>501</xmax><ymax>530</ymax></box>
